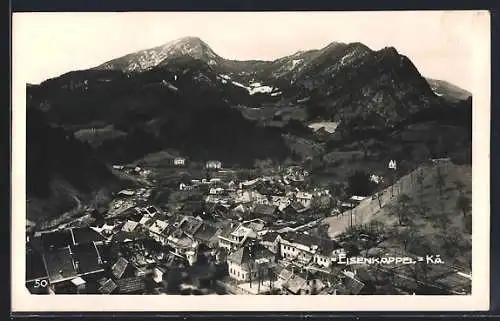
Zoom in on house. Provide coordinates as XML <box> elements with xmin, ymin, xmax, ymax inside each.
<box><xmin>111</xmin><ymin>256</ymin><xmax>139</xmax><ymax>280</ymax></box>
<box><xmin>253</xmin><ymin>204</ymin><xmax>279</xmax><ymax>222</ymax></box>
<box><xmin>173</xmin><ymin>157</ymin><xmax>186</xmax><ymax>166</ymax></box>
<box><xmin>242</xmin><ymin>218</ymin><xmax>267</xmax><ymax>234</ymax></box>
<box><xmin>334</xmin><ymin>271</ymin><xmax>366</xmax><ymax>295</ymax></box>
<box><xmin>209</xmin><ymin>187</ymin><xmax>225</xmax><ymax>195</ymax></box>
<box><xmin>121</xmin><ymin>220</ymin><xmax>139</xmax><ymax>233</ymax></box>
<box><xmin>260</xmin><ymin>232</ymin><xmax>280</xmax><ymax>254</ymax></box>
<box><xmin>70</xmin><ymin>242</ymin><xmax>106</xmax><ymax>277</ymax></box>
<box><xmin>98</xmin><ymin>278</ymin><xmax>118</xmax><ymax>294</ymax></box>
<box><xmin>192</xmin><ymin>222</ymin><xmax>220</xmax><ymax>249</ymax></box>
<box><xmin>227</xmin><ymin>181</ymin><xmax>237</xmax><ymax>191</ymax></box>
<box><xmin>282</xmin><ymin>271</ymin><xmax>325</xmax><ymax>295</ymax></box>
<box><xmin>296</xmin><ymin>192</ymin><xmax>313</xmax><ymax>208</ymax></box>
<box><xmin>240</xmin><ymin>178</ymin><xmax>261</xmax><ymax>189</ymax></box>
<box><xmin>279</xmin><ymin>231</ymin><xmax>344</xmax><ymax>268</ymax></box>
<box><xmin>227</xmin><ymin>244</ymin><xmax>275</xmax><ymax>282</ymax></box>
<box><xmin>71</xmin><ymin>227</ymin><xmax>108</xmax><ymax>245</ymax></box>
<box><xmin>217</xmin><ymin>223</ymin><xmax>257</xmax><ymax>252</ymax></box>
<box><xmin>115</xmin><ymin>276</ymin><xmax>146</xmax><ymax>294</ymax></box>
<box><xmin>70</xmin><ymin>276</ymin><xmax>87</xmax><ymax>294</ymax></box>
<box><xmin>206</xmin><ymin>160</ymin><xmax>222</xmax><ymax>169</ymax></box>
<box><xmin>179</xmin><ymin>182</ymin><xmax>195</xmax><ymax>191</ymax></box>
<box><xmin>370</xmin><ymin>174</ymin><xmax>383</xmax><ymax>184</ymax></box>
<box><xmin>147</xmin><ymin>219</ymin><xmax>169</xmax><ymax>244</ymax></box>
<box><xmin>282</xmin><ymin>201</ymin><xmax>309</xmax><ymax>217</ymax></box>
<box><xmin>166</xmin><ymin>231</ymin><xmax>199</xmax><ymax>266</ymax></box>
<box><xmin>270</xmin><ymin>196</ymin><xmax>292</xmax><ymax>211</ymax></box>
<box><xmin>178</xmin><ymin>216</ymin><xmax>203</xmax><ymax>238</ymax></box>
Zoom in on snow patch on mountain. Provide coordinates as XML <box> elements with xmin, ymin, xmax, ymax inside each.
<box><xmin>291</xmin><ymin>59</ymin><xmax>303</xmax><ymax>69</ymax></box>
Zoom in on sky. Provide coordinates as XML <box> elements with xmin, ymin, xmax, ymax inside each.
<box><xmin>13</xmin><ymin>11</ymin><xmax>485</xmax><ymax>91</ymax></box>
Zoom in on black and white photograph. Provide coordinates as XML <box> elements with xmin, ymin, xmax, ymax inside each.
<box><xmin>12</xmin><ymin>10</ymin><xmax>490</xmax><ymax>311</ymax></box>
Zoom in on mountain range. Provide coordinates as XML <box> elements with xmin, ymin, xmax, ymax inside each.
<box><xmin>26</xmin><ymin>36</ymin><xmax>472</xmax><ymax>222</ymax></box>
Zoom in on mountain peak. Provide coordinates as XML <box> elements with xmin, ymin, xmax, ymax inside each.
<box><xmin>96</xmin><ymin>36</ymin><xmax>220</xmax><ymax>72</ymax></box>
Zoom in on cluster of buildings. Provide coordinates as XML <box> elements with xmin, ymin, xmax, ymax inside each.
<box><xmin>26</xmin><ymin>159</ymin><xmax>470</xmax><ymax>296</ymax></box>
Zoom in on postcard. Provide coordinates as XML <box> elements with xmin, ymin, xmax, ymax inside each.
<box><xmin>11</xmin><ymin>10</ymin><xmax>490</xmax><ymax>312</ymax></box>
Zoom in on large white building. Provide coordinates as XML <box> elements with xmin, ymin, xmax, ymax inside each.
<box><xmin>278</xmin><ymin>232</ymin><xmax>344</xmax><ymax>268</ymax></box>
<box><xmin>227</xmin><ymin>244</ymin><xmax>275</xmax><ymax>282</ymax></box>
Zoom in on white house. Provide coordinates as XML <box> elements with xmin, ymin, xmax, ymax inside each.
<box><xmin>296</xmin><ymin>192</ymin><xmax>313</xmax><ymax>208</ymax></box>
<box><xmin>206</xmin><ymin>160</ymin><xmax>222</xmax><ymax>169</ymax></box>
<box><xmin>279</xmin><ymin>232</ymin><xmax>344</xmax><ymax>268</ymax></box>
<box><xmin>179</xmin><ymin>183</ymin><xmax>194</xmax><ymax>191</ymax></box>
<box><xmin>173</xmin><ymin>157</ymin><xmax>186</xmax><ymax>166</ymax></box>
<box><xmin>218</xmin><ymin>223</ymin><xmax>257</xmax><ymax>252</ymax></box>
<box><xmin>227</xmin><ymin>244</ymin><xmax>275</xmax><ymax>282</ymax></box>
<box><xmin>148</xmin><ymin>220</ymin><xmax>169</xmax><ymax>244</ymax></box>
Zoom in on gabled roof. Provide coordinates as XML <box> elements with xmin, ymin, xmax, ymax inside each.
<box><xmin>111</xmin><ymin>257</ymin><xmax>130</xmax><ymax>279</ymax></box>
<box><xmin>192</xmin><ymin>223</ymin><xmax>219</xmax><ymax>244</ymax></box>
<box><xmin>98</xmin><ymin>278</ymin><xmax>118</xmax><ymax>294</ymax></box>
<box><xmin>283</xmin><ymin>273</ymin><xmax>307</xmax><ymax>294</ymax></box>
<box><xmin>341</xmin><ymin>274</ymin><xmax>365</xmax><ymax>295</ymax></box>
<box><xmin>179</xmin><ymin>216</ymin><xmax>203</xmax><ymax>236</ymax></box>
<box><xmin>261</xmin><ymin>232</ymin><xmax>279</xmax><ymax>243</ymax></box>
<box><xmin>253</xmin><ymin>204</ymin><xmax>278</xmax><ymax>216</ymax></box>
<box><xmin>115</xmin><ymin>277</ymin><xmax>146</xmax><ymax>294</ymax></box>
<box><xmin>149</xmin><ymin>219</ymin><xmax>169</xmax><ymax>235</ymax></box>
<box><xmin>280</xmin><ymin>231</ymin><xmax>341</xmax><ymax>255</ymax></box>
<box><xmin>227</xmin><ymin>244</ymin><xmax>274</xmax><ymax>266</ymax></box>
<box><xmin>122</xmin><ymin>220</ymin><xmax>139</xmax><ymax>233</ymax></box>
<box><xmin>43</xmin><ymin>246</ymin><xmax>78</xmax><ymax>283</ymax></box>
<box><xmin>71</xmin><ymin>243</ymin><xmax>104</xmax><ymax>275</ymax></box>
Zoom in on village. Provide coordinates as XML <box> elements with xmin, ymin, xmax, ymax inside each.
<box><xmin>26</xmin><ymin>156</ymin><xmax>471</xmax><ymax>296</ymax></box>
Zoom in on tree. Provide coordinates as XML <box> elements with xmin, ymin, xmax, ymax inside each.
<box><xmin>347</xmin><ymin>170</ymin><xmax>376</xmax><ymax>196</ymax></box>
<box><xmin>412</xmin><ymin>144</ymin><xmax>431</xmax><ymax>164</ymax></box>
<box><xmin>388</xmin><ymin>194</ymin><xmax>413</xmax><ymax>226</ymax></box>
<box><xmin>454</xmin><ymin>180</ymin><xmax>465</xmax><ymax>193</ymax></box>
<box><xmin>397</xmin><ymin>227</ymin><xmax>419</xmax><ymax>252</ymax></box>
<box><xmin>456</xmin><ymin>195</ymin><xmax>471</xmax><ymax>219</ymax></box>
<box><xmin>416</xmin><ymin>170</ymin><xmax>425</xmax><ymax>206</ymax></box>
<box><xmin>163</xmin><ymin>266</ymin><xmax>182</xmax><ymax>294</ymax></box>
<box><xmin>435</xmin><ymin>166</ymin><xmax>446</xmax><ymax>198</ymax></box>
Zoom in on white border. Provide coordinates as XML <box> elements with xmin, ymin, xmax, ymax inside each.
<box><xmin>11</xmin><ymin>10</ymin><xmax>491</xmax><ymax>312</ymax></box>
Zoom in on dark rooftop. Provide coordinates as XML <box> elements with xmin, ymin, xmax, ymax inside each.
<box><xmin>43</xmin><ymin>247</ymin><xmax>77</xmax><ymax>283</ymax></box>
<box><xmin>179</xmin><ymin>216</ymin><xmax>203</xmax><ymax>236</ymax></box>
<box><xmin>40</xmin><ymin>230</ymin><xmax>73</xmax><ymax>250</ymax></box>
<box><xmin>253</xmin><ymin>204</ymin><xmax>278</xmax><ymax>217</ymax></box>
<box><xmin>280</xmin><ymin>231</ymin><xmax>341</xmax><ymax>255</ymax></box>
<box><xmin>227</xmin><ymin>243</ymin><xmax>274</xmax><ymax>266</ymax></box>
<box><xmin>71</xmin><ymin>227</ymin><xmax>107</xmax><ymax>245</ymax></box>
<box><xmin>71</xmin><ymin>243</ymin><xmax>104</xmax><ymax>275</ymax></box>
<box><xmin>26</xmin><ymin>247</ymin><xmax>48</xmax><ymax>281</ymax></box>
<box><xmin>192</xmin><ymin>222</ymin><xmax>219</xmax><ymax>244</ymax></box>
<box><xmin>261</xmin><ymin>232</ymin><xmax>279</xmax><ymax>243</ymax></box>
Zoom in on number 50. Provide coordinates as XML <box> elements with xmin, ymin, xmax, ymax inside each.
<box><xmin>34</xmin><ymin>279</ymin><xmax>48</xmax><ymax>288</ymax></box>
